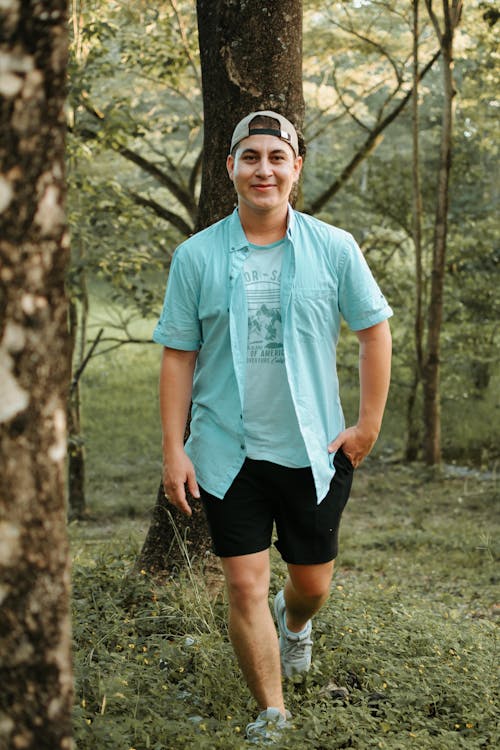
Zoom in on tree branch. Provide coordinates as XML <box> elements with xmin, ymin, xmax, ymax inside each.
<box><xmin>330</xmin><ymin>18</ymin><xmax>404</xmax><ymax>86</ymax></box>
<box><xmin>91</xmin><ymin>337</ymin><xmax>156</xmax><ymax>357</ymax></box>
<box><xmin>306</xmin><ymin>72</ymin><xmax>392</xmax><ymax>142</ymax></box>
<box><xmin>168</xmin><ymin>0</ymin><xmax>202</xmax><ymax>87</ymax></box>
<box><xmin>425</xmin><ymin>0</ymin><xmax>443</xmax><ymax>41</ymax></box>
<box><xmin>305</xmin><ymin>49</ymin><xmax>441</xmax><ymax>215</ymax></box>
<box><xmin>126</xmin><ymin>190</ymin><xmax>193</xmax><ymax>236</ymax></box>
<box><xmin>452</xmin><ymin>1</ymin><xmax>464</xmax><ymax>29</ymax></box>
<box><xmin>331</xmin><ymin>66</ymin><xmax>372</xmax><ymax>132</ymax></box>
<box><xmin>76</xmin><ymin>99</ymin><xmax>198</xmax><ymax>217</ymax></box>
<box><xmin>115</xmin><ymin>144</ymin><xmax>198</xmax><ymax>218</ymax></box>
<box><xmin>70</xmin><ymin>328</ymin><xmax>104</xmax><ymax>393</ymax></box>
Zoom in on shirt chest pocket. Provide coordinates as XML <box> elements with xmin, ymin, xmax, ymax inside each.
<box><xmin>291</xmin><ymin>287</ymin><xmax>338</xmax><ymax>341</ymax></box>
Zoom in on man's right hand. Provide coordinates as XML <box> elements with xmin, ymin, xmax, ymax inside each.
<box><xmin>162</xmin><ymin>449</ymin><xmax>200</xmax><ymax>517</ymax></box>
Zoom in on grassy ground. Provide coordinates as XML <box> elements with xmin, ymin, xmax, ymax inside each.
<box><xmin>71</xmin><ymin>330</ymin><xmax>499</xmax><ymax>749</ymax></box>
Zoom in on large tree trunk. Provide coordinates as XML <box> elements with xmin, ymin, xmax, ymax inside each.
<box><xmin>422</xmin><ymin>0</ymin><xmax>463</xmax><ymax>464</ymax></box>
<box><xmin>196</xmin><ymin>0</ymin><xmax>305</xmax><ymax>230</ymax></box>
<box><xmin>0</xmin><ymin>2</ymin><xmax>72</xmax><ymax>749</ymax></box>
<box><xmin>138</xmin><ymin>0</ymin><xmax>305</xmax><ymax>575</ymax></box>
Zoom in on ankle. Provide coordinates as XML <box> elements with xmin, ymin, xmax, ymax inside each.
<box><xmin>285</xmin><ymin>615</ymin><xmax>311</xmax><ymax>635</ymax></box>
<box><xmin>262</xmin><ymin>705</ymin><xmax>287</xmax><ymax>719</ymax></box>
<box><xmin>287</xmin><ymin>619</ymin><xmax>308</xmax><ymax>634</ymax></box>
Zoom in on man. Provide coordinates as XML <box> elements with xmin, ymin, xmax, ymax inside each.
<box><xmin>153</xmin><ymin>111</ymin><xmax>392</xmax><ymax>743</ymax></box>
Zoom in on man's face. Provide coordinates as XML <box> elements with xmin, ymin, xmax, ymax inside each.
<box><xmin>226</xmin><ymin>134</ymin><xmax>302</xmax><ymax>215</ymax></box>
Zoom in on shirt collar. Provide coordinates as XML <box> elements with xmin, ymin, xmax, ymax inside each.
<box><xmin>229</xmin><ymin>205</ymin><xmax>297</xmax><ymax>253</ymax></box>
<box><xmin>229</xmin><ymin>208</ymin><xmax>249</xmax><ymax>252</ymax></box>
<box><xmin>286</xmin><ymin>205</ymin><xmax>296</xmax><ymax>239</ymax></box>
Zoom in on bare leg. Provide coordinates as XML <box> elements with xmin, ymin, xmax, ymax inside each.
<box><xmin>284</xmin><ymin>561</ymin><xmax>335</xmax><ymax>632</ymax></box>
<box><xmin>222</xmin><ymin>550</ymin><xmax>285</xmax><ymax>714</ymax></box>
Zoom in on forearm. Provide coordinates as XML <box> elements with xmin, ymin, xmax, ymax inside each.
<box><xmin>159</xmin><ymin>347</ymin><xmax>198</xmax><ymax>453</ymax></box>
<box><xmin>158</xmin><ymin>347</ymin><xmax>199</xmax><ymax>515</ymax></box>
<box><xmin>357</xmin><ymin>320</ymin><xmax>392</xmax><ymax>438</ymax></box>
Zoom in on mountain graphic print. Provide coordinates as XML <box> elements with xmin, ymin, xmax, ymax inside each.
<box><xmin>244</xmin><ymin>242</ymin><xmax>284</xmax><ymax>365</ymax></box>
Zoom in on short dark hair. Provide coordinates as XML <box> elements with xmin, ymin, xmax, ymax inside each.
<box><xmin>249</xmin><ymin>114</ymin><xmax>282</xmax><ymax>131</ymax></box>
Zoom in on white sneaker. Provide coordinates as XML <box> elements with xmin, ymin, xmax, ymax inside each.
<box><xmin>274</xmin><ymin>589</ymin><xmax>313</xmax><ymax>678</ymax></box>
<box><xmin>246</xmin><ymin>707</ymin><xmax>291</xmax><ymax>744</ymax></box>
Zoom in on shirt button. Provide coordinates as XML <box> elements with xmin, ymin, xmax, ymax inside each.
<box><xmin>240</xmin><ymin>444</ymin><xmax>245</xmax><ymax>450</ymax></box>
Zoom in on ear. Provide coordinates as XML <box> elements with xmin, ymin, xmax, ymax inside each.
<box><xmin>293</xmin><ymin>155</ymin><xmax>303</xmax><ymax>182</ymax></box>
<box><xmin>226</xmin><ymin>154</ymin><xmax>235</xmax><ymax>181</ymax></box>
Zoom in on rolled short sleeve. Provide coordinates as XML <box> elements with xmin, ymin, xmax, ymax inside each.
<box><xmin>152</xmin><ymin>244</ymin><xmax>201</xmax><ymax>350</ymax></box>
<box><xmin>337</xmin><ymin>234</ymin><xmax>393</xmax><ymax>331</ymax></box>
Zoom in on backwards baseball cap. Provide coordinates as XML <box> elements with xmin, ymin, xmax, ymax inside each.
<box><xmin>230</xmin><ymin>110</ymin><xmax>299</xmax><ymax>157</ymax></box>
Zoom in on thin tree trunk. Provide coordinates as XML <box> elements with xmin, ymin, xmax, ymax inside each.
<box><xmin>0</xmin><ymin>2</ymin><xmax>73</xmax><ymax>748</ymax></box>
<box><xmin>67</xmin><ymin>394</ymin><xmax>86</xmax><ymax>519</ymax></box>
<box><xmin>67</xmin><ymin>398</ymin><xmax>86</xmax><ymax>520</ymax></box>
<box><xmin>422</xmin><ymin>47</ymin><xmax>452</xmax><ymax>464</ymax></box>
<box><xmin>67</xmin><ymin>230</ymin><xmax>89</xmax><ymax>519</ymax></box>
<box><xmin>406</xmin><ymin>0</ymin><xmax>425</xmax><ymax>461</ymax></box>
<box><xmin>422</xmin><ymin>0</ymin><xmax>462</xmax><ymax>465</ymax></box>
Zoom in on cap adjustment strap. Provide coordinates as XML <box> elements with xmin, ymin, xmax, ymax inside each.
<box><xmin>248</xmin><ymin>127</ymin><xmax>292</xmax><ymax>143</ymax></box>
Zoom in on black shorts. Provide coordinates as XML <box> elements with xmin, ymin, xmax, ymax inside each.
<box><xmin>199</xmin><ymin>449</ymin><xmax>354</xmax><ymax>565</ymax></box>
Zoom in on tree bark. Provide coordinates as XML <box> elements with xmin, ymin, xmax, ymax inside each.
<box><xmin>0</xmin><ymin>2</ymin><xmax>72</xmax><ymax>749</ymax></box>
<box><xmin>136</xmin><ymin>482</ymin><xmax>214</xmax><ymax>576</ymax></box>
<box><xmin>196</xmin><ymin>0</ymin><xmax>305</xmax><ymax>230</ymax></box>
<box><xmin>422</xmin><ymin>0</ymin><xmax>463</xmax><ymax>464</ymax></box>
<box><xmin>138</xmin><ymin>0</ymin><xmax>305</xmax><ymax>575</ymax></box>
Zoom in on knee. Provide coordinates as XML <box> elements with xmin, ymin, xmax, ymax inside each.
<box><xmin>225</xmin><ymin>566</ymin><xmax>269</xmax><ymax>611</ymax></box>
<box><xmin>288</xmin><ymin>564</ymin><xmax>334</xmax><ymax>601</ymax></box>
<box><xmin>292</xmin><ymin>580</ymin><xmax>330</xmax><ymax>602</ymax></box>
<box><xmin>225</xmin><ymin>571</ymin><xmax>269</xmax><ymax>611</ymax></box>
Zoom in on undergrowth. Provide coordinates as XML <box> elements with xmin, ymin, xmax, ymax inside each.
<box><xmin>72</xmin><ymin>319</ymin><xmax>499</xmax><ymax>747</ymax></box>
<box><xmin>71</xmin><ymin>464</ymin><xmax>499</xmax><ymax>749</ymax></box>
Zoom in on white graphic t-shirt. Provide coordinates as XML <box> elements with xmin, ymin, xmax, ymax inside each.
<box><xmin>243</xmin><ymin>239</ymin><xmax>309</xmax><ymax>467</ymax></box>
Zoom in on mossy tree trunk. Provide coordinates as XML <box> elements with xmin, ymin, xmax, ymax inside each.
<box><xmin>0</xmin><ymin>2</ymin><xmax>73</xmax><ymax>748</ymax></box>
<box><xmin>137</xmin><ymin>0</ymin><xmax>305</xmax><ymax>574</ymax></box>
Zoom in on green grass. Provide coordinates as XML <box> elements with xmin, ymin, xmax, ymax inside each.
<box><xmin>78</xmin><ymin>294</ymin><xmax>162</xmax><ymax>518</ymax></box>
<box><xmin>71</xmin><ymin>462</ymin><xmax>499</xmax><ymax>749</ymax></box>
<box><xmin>71</xmin><ymin>298</ymin><xmax>499</xmax><ymax>749</ymax></box>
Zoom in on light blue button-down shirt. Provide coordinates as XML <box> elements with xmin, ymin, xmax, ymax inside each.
<box><xmin>153</xmin><ymin>207</ymin><xmax>393</xmax><ymax>502</ymax></box>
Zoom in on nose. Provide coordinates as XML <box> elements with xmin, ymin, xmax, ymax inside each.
<box><xmin>255</xmin><ymin>157</ymin><xmax>273</xmax><ymax>177</ymax></box>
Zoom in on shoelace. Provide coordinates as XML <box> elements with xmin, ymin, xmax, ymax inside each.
<box><xmin>284</xmin><ymin>635</ymin><xmax>313</xmax><ymax>660</ymax></box>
